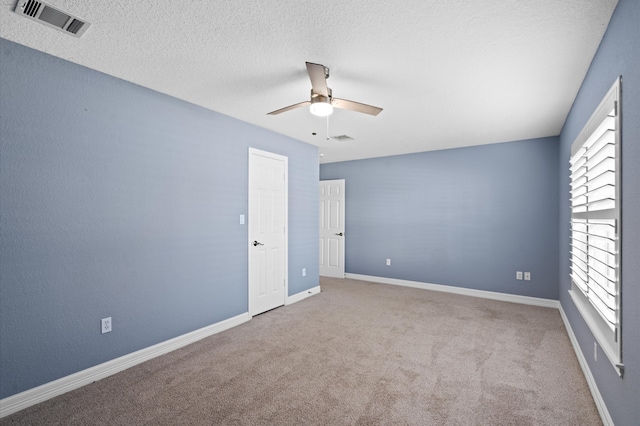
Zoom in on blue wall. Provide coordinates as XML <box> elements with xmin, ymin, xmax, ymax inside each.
<box><xmin>558</xmin><ymin>0</ymin><xmax>640</xmax><ymax>424</ymax></box>
<box><xmin>0</xmin><ymin>38</ymin><xmax>319</xmax><ymax>399</ymax></box>
<box><xmin>320</xmin><ymin>137</ymin><xmax>559</xmax><ymax>300</ymax></box>
<box><xmin>2</xmin><ymin>0</ymin><xmax>639</xmax><ymax>420</ymax></box>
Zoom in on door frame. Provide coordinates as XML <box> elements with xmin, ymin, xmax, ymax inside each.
<box><xmin>320</xmin><ymin>179</ymin><xmax>346</xmax><ymax>278</ymax></box>
<box><xmin>248</xmin><ymin>148</ymin><xmax>288</xmax><ymax>317</ymax></box>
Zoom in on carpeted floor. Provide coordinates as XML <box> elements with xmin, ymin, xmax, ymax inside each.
<box><xmin>1</xmin><ymin>277</ymin><xmax>601</xmax><ymax>425</ymax></box>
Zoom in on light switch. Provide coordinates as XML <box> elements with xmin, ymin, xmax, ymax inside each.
<box><xmin>240</xmin><ymin>214</ymin><xmax>245</xmax><ymax>225</ymax></box>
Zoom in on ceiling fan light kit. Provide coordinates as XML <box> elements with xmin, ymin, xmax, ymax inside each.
<box><xmin>267</xmin><ymin>62</ymin><xmax>382</xmax><ymax>117</ymax></box>
<box><xmin>310</xmin><ymin>96</ymin><xmax>333</xmax><ymax>117</ymax></box>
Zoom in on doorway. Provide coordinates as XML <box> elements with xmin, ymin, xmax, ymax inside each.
<box><xmin>248</xmin><ymin>148</ymin><xmax>288</xmax><ymax>316</ymax></box>
<box><xmin>320</xmin><ymin>179</ymin><xmax>345</xmax><ymax>278</ymax></box>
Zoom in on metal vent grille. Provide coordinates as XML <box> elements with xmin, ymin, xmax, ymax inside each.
<box><xmin>66</xmin><ymin>18</ymin><xmax>84</xmax><ymax>34</ymax></box>
<box><xmin>14</xmin><ymin>0</ymin><xmax>91</xmax><ymax>37</ymax></box>
<box><xmin>23</xmin><ymin>0</ymin><xmax>41</xmax><ymax>17</ymax></box>
<box><xmin>331</xmin><ymin>135</ymin><xmax>354</xmax><ymax>142</ymax></box>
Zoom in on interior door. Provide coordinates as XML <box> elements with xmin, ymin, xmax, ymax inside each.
<box><xmin>320</xmin><ymin>179</ymin><xmax>345</xmax><ymax>278</ymax></box>
<box><xmin>249</xmin><ymin>148</ymin><xmax>288</xmax><ymax>316</ymax></box>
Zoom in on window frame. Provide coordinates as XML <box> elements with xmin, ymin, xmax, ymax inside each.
<box><xmin>568</xmin><ymin>76</ymin><xmax>623</xmax><ymax>376</ymax></box>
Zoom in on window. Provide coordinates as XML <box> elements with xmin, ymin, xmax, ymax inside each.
<box><xmin>569</xmin><ymin>77</ymin><xmax>622</xmax><ymax>375</ymax></box>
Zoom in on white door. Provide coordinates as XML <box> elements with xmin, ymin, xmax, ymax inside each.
<box><xmin>249</xmin><ymin>148</ymin><xmax>288</xmax><ymax>316</ymax></box>
<box><xmin>320</xmin><ymin>179</ymin><xmax>345</xmax><ymax>278</ymax></box>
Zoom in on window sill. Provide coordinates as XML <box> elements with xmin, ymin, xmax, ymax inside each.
<box><xmin>568</xmin><ymin>288</ymin><xmax>623</xmax><ymax>377</ymax></box>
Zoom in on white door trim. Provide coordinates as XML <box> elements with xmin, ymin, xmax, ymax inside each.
<box><xmin>248</xmin><ymin>148</ymin><xmax>288</xmax><ymax>316</ymax></box>
<box><xmin>320</xmin><ymin>179</ymin><xmax>346</xmax><ymax>278</ymax></box>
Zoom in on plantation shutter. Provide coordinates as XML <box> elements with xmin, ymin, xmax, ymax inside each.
<box><xmin>569</xmin><ymin>77</ymin><xmax>622</xmax><ymax>374</ymax></box>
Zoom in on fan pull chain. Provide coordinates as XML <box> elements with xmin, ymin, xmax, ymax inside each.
<box><xmin>326</xmin><ymin>115</ymin><xmax>330</xmax><ymax>141</ymax></box>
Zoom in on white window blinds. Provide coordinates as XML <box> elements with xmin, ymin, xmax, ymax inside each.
<box><xmin>569</xmin><ymin>77</ymin><xmax>622</xmax><ymax>374</ymax></box>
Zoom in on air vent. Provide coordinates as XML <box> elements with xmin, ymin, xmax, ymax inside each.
<box><xmin>331</xmin><ymin>135</ymin><xmax>354</xmax><ymax>142</ymax></box>
<box><xmin>66</xmin><ymin>18</ymin><xmax>85</xmax><ymax>35</ymax></box>
<box><xmin>14</xmin><ymin>0</ymin><xmax>91</xmax><ymax>37</ymax></box>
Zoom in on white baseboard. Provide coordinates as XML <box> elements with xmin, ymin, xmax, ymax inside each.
<box><xmin>559</xmin><ymin>305</ymin><xmax>613</xmax><ymax>426</ymax></box>
<box><xmin>286</xmin><ymin>285</ymin><xmax>321</xmax><ymax>305</ymax></box>
<box><xmin>345</xmin><ymin>274</ymin><xmax>560</xmax><ymax>309</ymax></box>
<box><xmin>0</xmin><ymin>312</ymin><xmax>251</xmax><ymax>419</ymax></box>
<box><xmin>345</xmin><ymin>273</ymin><xmax>611</xmax><ymax>425</ymax></box>
<box><xmin>2</xmin><ymin>282</ymin><xmax>610</xmax><ymax>425</ymax></box>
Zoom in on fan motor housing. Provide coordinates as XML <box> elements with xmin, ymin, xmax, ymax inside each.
<box><xmin>311</xmin><ymin>88</ymin><xmax>332</xmax><ymax>103</ymax></box>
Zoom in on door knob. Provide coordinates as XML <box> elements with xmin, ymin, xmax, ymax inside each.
<box><xmin>253</xmin><ymin>240</ymin><xmax>264</xmax><ymax>246</ymax></box>
<box><xmin>335</xmin><ymin>232</ymin><xmax>344</xmax><ymax>236</ymax></box>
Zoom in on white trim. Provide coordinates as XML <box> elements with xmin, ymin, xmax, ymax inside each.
<box><xmin>344</xmin><ymin>273</ymin><xmax>611</xmax><ymax>425</ymax></box>
<box><xmin>319</xmin><ymin>179</ymin><xmax>346</xmax><ymax>278</ymax></box>
<box><xmin>569</xmin><ymin>289</ymin><xmax>622</xmax><ymax>375</ymax></box>
<box><xmin>248</xmin><ymin>148</ymin><xmax>289</xmax><ymax>317</ymax></box>
<box><xmin>345</xmin><ymin>274</ymin><xmax>560</xmax><ymax>309</ymax></box>
<box><xmin>0</xmin><ymin>313</ymin><xmax>250</xmax><ymax>418</ymax></box>
<box><xmin>559</xmin><ymin>305</ymin><xmax>613</xmax><ymax>426</ymax></box>
<box><xmin>569</xmin><ymin>77</ymin><xmax>622</xmax><ymax>367</ymax></box>
<box><xmin>286</xmin><ymin>285</ymin><xmax>321</xmax><ymax>305</ymax></box>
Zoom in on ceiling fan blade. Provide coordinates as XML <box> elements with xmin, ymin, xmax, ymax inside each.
<box><xmin>306</xmin><ymin>62</ymin><xmax>329</xmax><ymax>97</ymax></box>
<box><xmin>332</xmin><ymin>98</ymin><xmax>383</xmax><ymax>116</ymax></box>
<box><xmin>267</xmin><ymin>101</ymin><xmax>310</xmax><ymax>115</ymax></box>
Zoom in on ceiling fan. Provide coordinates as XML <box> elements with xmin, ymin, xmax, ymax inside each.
<box><xmin>267</xmin><ymin>62</ymin><xmax>383</xmax><ymax>117</ymax></box>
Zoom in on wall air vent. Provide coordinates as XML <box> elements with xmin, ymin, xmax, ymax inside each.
<box><xmin>331</xmin><ymin>135</ymin><xmax>354</xmax><ymax>142</ymax></box>
<box><xmin>14</xmin><ymin>0</ymin><xmax>91</xmax><ymax>37</ymax></box>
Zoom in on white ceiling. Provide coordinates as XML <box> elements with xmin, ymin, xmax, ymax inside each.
<box><xmin>1</xmin><ymin>0</ymin><xmax>618</xmax><ymax>163</ymax></box>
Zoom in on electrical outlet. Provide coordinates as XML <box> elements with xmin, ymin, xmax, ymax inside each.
<box><xmin>516</xmin><ymin>271</ymin><xmax>523</xmax><ymax>280</ymax></box>
<box><xmin>386</xmin><ymin>259</ymin><xmax>391</xmax><ymax>266</ymax></box>
<box><xmin>524</xmin><ymin>272</ymin><xmax>531</xmax><ymax>281</ymax></box>
<box><xmin>101</xmin><ymin>317</ymin><xmax>112</xmax><ymax>334</ymax></box>
<box><xmin>302</xmin><ymin>268</ymin><xmax>306</xmax><ymax>277</ymax></box>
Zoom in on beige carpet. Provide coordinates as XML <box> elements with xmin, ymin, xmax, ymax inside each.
<box><xmin>1</xmin><ymin>277</ymin><xmax>601</xmax><ymax>425</ymax></box>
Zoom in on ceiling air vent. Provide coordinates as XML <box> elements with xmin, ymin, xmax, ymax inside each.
<box><xmin>14</xmin><ymin>0</ymin><xmax>91</xmax><ymax>37</ymax></box>
<box><xmin>331</xmin><ymin>135</ymin><xmax>354</xmax><ymax>142</ymax></box>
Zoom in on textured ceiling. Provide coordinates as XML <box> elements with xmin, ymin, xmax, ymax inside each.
<box><xmin>0</xmin><ymin>0</ymin><xmax>618</xmax><ymax>163</ymax></box>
